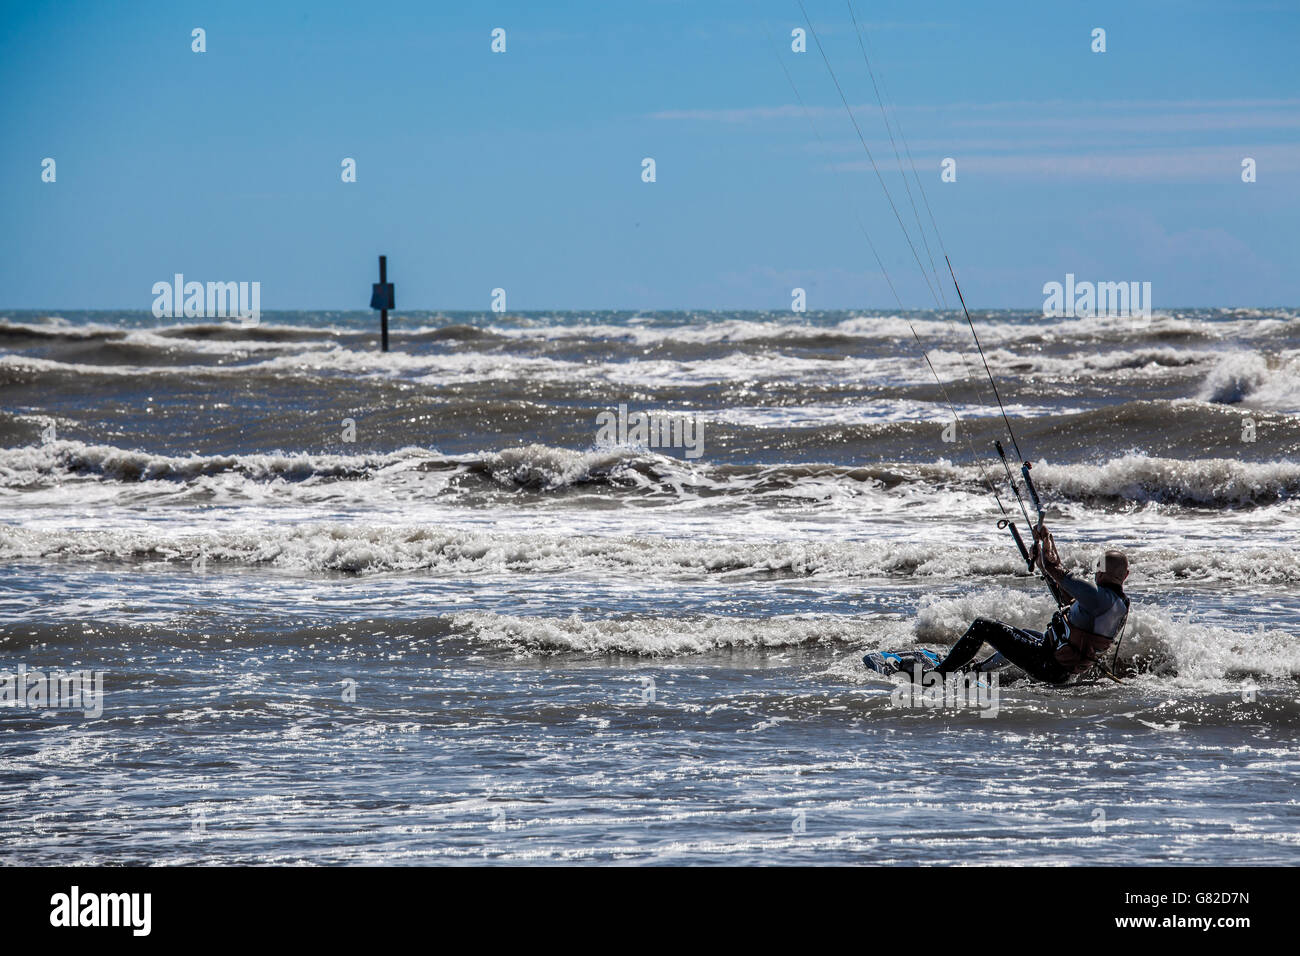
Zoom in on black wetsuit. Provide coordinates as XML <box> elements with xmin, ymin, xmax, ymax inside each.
<box><xmin>936</xmin><ymin>574</ymin><xmax>1129</xmax><ymax>685</ymax></box>
<box><xmin>936</xmin><ymin>617</ymin><xmax>1071</xmax><ymax>685</ymax></box>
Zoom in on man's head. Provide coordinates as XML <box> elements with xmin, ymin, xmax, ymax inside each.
<box><xmin>1095</xmin><ymin>549</ymin><xmax>1129</xmax><ymax>588</ymax></box>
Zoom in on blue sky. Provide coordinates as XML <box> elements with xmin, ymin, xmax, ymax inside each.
<box><xmin>2</xmin><ymin>0</ymin><xmax>1297</xmax><ymax>310</ymax></box>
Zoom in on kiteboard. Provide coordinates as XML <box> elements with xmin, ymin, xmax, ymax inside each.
<box><xmin>863</xmin><ymin>648</ymin><xmax>1010</xmax><ymax>685</ymax></box>
<box><xmin>862</xmin><ymin>648</ymin><xmax>943</xmax><ymax>680</ymax></box>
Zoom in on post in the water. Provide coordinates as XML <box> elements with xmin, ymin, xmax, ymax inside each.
<box><xmin>370</xmin><ymin>255</ymin><xmax>395</xmax><ymax>352</ymax></box>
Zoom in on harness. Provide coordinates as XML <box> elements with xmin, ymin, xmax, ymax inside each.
<box><xmin>1052</xmin><ymin>588</ymin><xmax>1130</xmax><ymax>676</ymax></box>
<box><xmin>1055</xmin><ymin>622</ymin><xmax>1116</xmax><ymax>675</ymax></box>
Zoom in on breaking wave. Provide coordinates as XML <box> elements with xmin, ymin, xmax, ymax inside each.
<box><xmin>1</xmin><ymin>441</ymin><xmax>1296</xmax><ymax>509</ymax></box>
<box><xmin>1198</xmin><ymin>350</ymin><xmax>1300</xmax><ymax>411</ymax></box>
<box><xmin>1031</xmin><ymin>454</ymin><xmax>1300</xmax><ymax>508</ymax></box>
<box><xmin>445</xmin><ymin>597</ymin><xmax>1299</xmax><ymax>685</ymax></box>
<box><xmin>4</xmin><ymin>522</ymin><xmax>1298</xmax><ymax>584</ymax></box>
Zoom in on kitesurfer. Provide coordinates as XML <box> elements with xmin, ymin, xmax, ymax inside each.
<box><xmin>930</xmin><ymin>524</ymin><xmax>1130</xmax><ymax>684</ymax></box>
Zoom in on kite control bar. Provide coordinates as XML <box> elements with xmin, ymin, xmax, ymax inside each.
<box><xmin>995</xmin><ymin>442</ymin><xmax>1069</xmax><ymax>609</ymax></box>
<box><xmin>998</xmin><ymin>517</ymin><xmax>1033</xmax><ymax>570</ymax></box>
<box><xmin>995</xmin><ymin>440</ymin><xmax>1037</xmax><ymax>573</ymax></box>
<box><xmin>1022</xmin><ymin>460</ymin><xmax>1046</xmax><ymax>529</ymax></box>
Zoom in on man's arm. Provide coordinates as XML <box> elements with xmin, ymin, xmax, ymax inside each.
<box><xmin>1034</xmin><ymin>524</ymin><xmax>1066</xmax><ymax>586</ymax></box>
<box><xmin>1033</xmin><ymin>524</ymin><xmax>1109</xmax><ymax>614</ymax></box>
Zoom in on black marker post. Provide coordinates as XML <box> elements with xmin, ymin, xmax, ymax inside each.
<box><xmin>370</xmin><ymin>255</ymin><xmax>395</xmax><ymax>351</ymax></box>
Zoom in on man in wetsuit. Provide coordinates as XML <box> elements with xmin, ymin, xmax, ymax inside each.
<box><xmin>931</xmin><ymin>523</ymin><xmax>1131</xmax><ymax>685</ymax></box>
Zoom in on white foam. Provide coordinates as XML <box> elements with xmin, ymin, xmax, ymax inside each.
<box><xmin>449</xmin><ymin>610</ymin><xmax>866</xmax><ymax>656</ymax></box>
<box><xmin>4</xmin><ymin>517</ymin><xmax>1299</xmax><ymax>585</ymax></box>
<box><xmin>1196</xmin><ymin>350</ymin><xmax>1300</xmax><ymax>412</ymax></box>
<box><xmin>0</xmin><ymin>439</ymin><xmax>436</xmax><ymax>486</ymax></box>
<box><xmin>1033</xmin><ymin>454</ymin><xmax>1300</xmax><ymax>507</ymax></box>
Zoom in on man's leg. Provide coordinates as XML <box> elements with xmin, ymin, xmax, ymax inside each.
<box><xmin>934</xmin><ymin>618</ymin><xmax>1002</xmax><ymax>674</ymax></box>
<box><xmin>974</xmin><ymin>621</ymin><xmax>1069</xmax><ymax>685</ymax></box>
<box><xmin>972</xmin><ymin>651</ymin><xmax>1009</xmax><ymax>673</ymax></box>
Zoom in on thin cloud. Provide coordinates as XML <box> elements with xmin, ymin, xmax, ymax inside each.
<box><xmin>651</xmin><ymin>104</ymin><xmax>843</xmax><ymax>122</ymax></box>
<box><xmin>828</xmin><ymin>145</ymin><xmax>1300</xmax><ymax>180</ymax></box>
<box><xmin>651</xmin><ymin>97</ymin><xmax>1300</xmax><ymax>125</ymax></box>
<box><xmin>953</xmin><ymin>111</ymin><xmax>1300</xmax><ymax>132</ymax></box>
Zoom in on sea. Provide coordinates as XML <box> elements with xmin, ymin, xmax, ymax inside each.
<box><xmin>1</xmin><ymin>307</ymin><xmax>1297</xmax><ymax>865</ymax></box>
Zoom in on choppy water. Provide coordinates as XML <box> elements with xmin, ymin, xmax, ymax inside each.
<box><xmin>2</xmin><ymin>308</ymin><xmax>1298</xmax><ymax>864</ymax></box>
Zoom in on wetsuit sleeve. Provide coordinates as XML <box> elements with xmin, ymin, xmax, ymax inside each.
<box><xmin>1057</xmin><ymin>573</ymin><xmax>1110</xmax><ymax>616</ymax></box>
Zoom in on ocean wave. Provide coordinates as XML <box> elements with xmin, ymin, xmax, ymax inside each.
<box><xmin>448</xmin><ymin>610</ymin><xmax>863</xmax><ymax>656</ymax></box>
<box><xmin>1032</xmin><ymin>454</ymin><xmax>1300</xmax><ymax>507</ymax></box>
<box><xmin>0</xmin><ymin>317</ymin><xmax>347</xmax><ymax>343</ymax></box>
<box><xmin>446</xmin><ymin>597</ymin><xmax>1300</xmax><ymax>684</ymax></box>
<box><xmin>480</xmin><ymin>310</ymin><xmax>1299</xmax><ymax>347</ymax></box>
<box><xmin>1197</xmin><ymin>351</ymin><xmax>1300</xmax><ymax>411</ymax></box>
<box><xmin>0</xmin><ymin>349</ymin><xmax>610</xmax><ymax>386</ymax></box>
<box><xmin>0</xmin><ymin>318</ymin><xmax>127</xmax><ymax>343</ymax></box>
<box><xmin>4</xmin><ymin>521</ymin><xmax>1298</xmax><ymax>584</ymax></box>
<box><xmin>475</xmin><ymin>444</ymin><xmax>652</xmax><ymax>490</ymax></box>
<box><xmin>974</xmin><ymin>345</ymin><xmax>1216</xmax><ymax>378</ymax></box>
<box><xmin>5</xmin><ymin>321</ymin><xmax>1293</xmax><ymax>403</ymax></box>
<box><xmin>708</xmin><ymin>400</ymin><xmax>1075</xmax><ymax>427</ymax></box>
<box><xmin>1</xmin><ymin>441</ymin><xmax>1296</xmax><ymax>510</ymax></box>
<box><xmin>6</xmin><ymin>309</ymin><xmax>1294</xmax><ymax>362</ymax></box>
<box><xmin>0</xmin><ymin>440</ymin><xmax>434</xmax><ymax>485</ymax></box>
